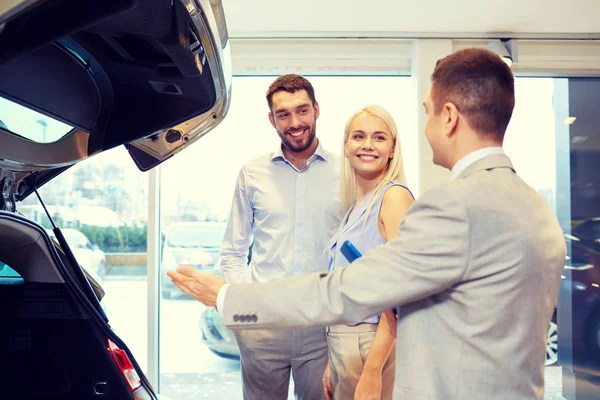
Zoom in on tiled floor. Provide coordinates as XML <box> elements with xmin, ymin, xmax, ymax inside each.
<box><xmin>545</xmin><ymin>366</ymin><xmax>567</xmax><ymax>400</ymax></box>
<box><xmin>159</xmin><ymin>367</ymin><xmax>568</xmax><ymax>400</ymax></box>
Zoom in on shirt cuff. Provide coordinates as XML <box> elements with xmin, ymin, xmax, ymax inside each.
<box><xmin>216</xmin><ymin>283</ymin><xmax>230</xmax><ymax>314</ymax></box>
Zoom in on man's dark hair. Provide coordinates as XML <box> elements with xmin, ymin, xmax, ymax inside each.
<box><xmin>266</xmin><ymin>74</ymin><xmax>316</xmax><ymax>110</ymax></box>
<box><xmin>431</xmin><ymin>48</ymin><xmax>515</xmax><ymax>140</ymax></box>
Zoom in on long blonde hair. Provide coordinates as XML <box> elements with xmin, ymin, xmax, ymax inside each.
<box><xmin>340</xmin><ymin>105</ymin><xmax>406</xmax><ymax>222</ymax></box>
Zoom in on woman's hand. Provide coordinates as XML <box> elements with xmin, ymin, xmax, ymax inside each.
<box><xmin>322</xmin><ymin>360</ymin><xmax>333</xmax><ymax>400</ymax></box>
<box><xmin>354</xmin><ymin>370</ymin><xmax>382</xmax><ymax>400</ymax></box>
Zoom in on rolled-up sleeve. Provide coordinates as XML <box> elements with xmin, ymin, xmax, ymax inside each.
<box><xmin>220</xmin><ymin>167</ymin><xmax>254</xmax><ymax>283</ymax></box>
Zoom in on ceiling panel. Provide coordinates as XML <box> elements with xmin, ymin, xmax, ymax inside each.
<box><xmin>223</xmin><ymin>0</ymin><xmax>600</xmax><ymax>38</ymax></box>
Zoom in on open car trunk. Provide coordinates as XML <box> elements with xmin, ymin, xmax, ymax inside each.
<box><xmin>0</xmin><ymin>0</ymin><xmax>231</xmax><ymax>203</ymax></box>
<box><xmin>0</xmin><ymin>0</ymin><xmax>232</xmax><ymax>398</ymax></box>
<box><xmin>0</xmin><ymin>211</ymin><xmax>154</xmax><ymax>399</ymax></box>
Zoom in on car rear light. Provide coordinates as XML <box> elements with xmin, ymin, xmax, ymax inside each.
<box><xmin>107</xmin><ymin>339</ymin><xmax>141</xmax><ymax>391</ymax></box>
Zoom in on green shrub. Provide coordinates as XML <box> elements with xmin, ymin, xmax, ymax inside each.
<box><xmin>77</xmin><ymin>224</ymin><xmax>148</xmax><ymax>253</ymax></box>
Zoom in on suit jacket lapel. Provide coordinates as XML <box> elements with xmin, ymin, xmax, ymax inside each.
<box><xmin>457</xmin><ymin>154</ymin><xmax>516</xmax><ymax>180</ymax></box>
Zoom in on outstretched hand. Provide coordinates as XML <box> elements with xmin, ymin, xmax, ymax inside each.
<box><xmin>167</xmin><ymin>265</ymin><xmax>226</xmax><ymax>307</ymax></box>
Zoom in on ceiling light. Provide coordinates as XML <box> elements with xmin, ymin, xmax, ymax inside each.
<box><xmin>487</xmin><ymin>40</ymin><xmax>517</xmax><ymax>68</ymax></box>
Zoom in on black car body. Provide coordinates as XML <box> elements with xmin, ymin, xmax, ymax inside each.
<box><xmin>561</xmin><ymin>219</ymin><xmax>600</xmax><ymax>359</ymax></box>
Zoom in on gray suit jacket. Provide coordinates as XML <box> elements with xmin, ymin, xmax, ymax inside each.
<box><xmin>223</xmin><ymin>154</ymin><xmax>566</xmax><ymax>400</ymax></box>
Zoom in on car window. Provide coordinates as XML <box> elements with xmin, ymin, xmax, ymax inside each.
<box><xmin>0</xmin><ymin>262</ymin><xmax>20</xmax><ymax>277</ymax></box>
<box><xmin>0</xmin><ymin>262</ymin><xmax>24</xmax><ymax>285</ymax></box>
<box><xmin>0</xmin><ymin>97</ymin><xmax>74</xmax><ymax>143</ymax></box>
<box><xmin>593</xmin><ymin>222</ymin><xmax>600</xmax><ymax>239</ymax></box>
<box><xmin>166</xmin><ymin>224</ymin><xmax>227</xmax><ymax>248</ymax></box>
<box><xmin>573</xmin><ymin>220</ymin><xmax>600</xmax><ymax>240</ymax></box>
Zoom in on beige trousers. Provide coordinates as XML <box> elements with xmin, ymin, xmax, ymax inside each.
<box><xmin>326</xmin><ymin>323</ymin><xmax>396</xmax><ymax>400</ymax></box>
<box><xmin>236</xmin><ymin>327</ymin><xmax>328</xmax><ymax>400</ymax></box>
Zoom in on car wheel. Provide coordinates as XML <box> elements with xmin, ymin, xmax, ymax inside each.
<box><xmin>546</xmin><ymin>320</ymin><xmax>558</xmax><ymax>366</ymax></box>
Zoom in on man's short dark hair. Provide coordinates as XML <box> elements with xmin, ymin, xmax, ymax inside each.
<box><xmin>266</xmin><ymin>74</ymin><xmax>316</xmax><ymax>110</ymax></box>
<box><xmin>431</xmin><ymin>48</ymin><xmax>515</xmax><ymax>140</ymax></box>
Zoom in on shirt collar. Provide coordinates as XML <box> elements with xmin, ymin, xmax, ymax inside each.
<box><xmin>450</xmin><ymin>147</ymin><xmax>505</xmax><ymax>181</ymax></box>
<box><xmin>271</xmin><ymin>139</ymin><xmax>328</xmax><ymax>164</ymax></box>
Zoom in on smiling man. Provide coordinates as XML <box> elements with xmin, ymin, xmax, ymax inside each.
<box><xmin>216</xmin><ymin>74</ymin><xmax>341</xmax><ymax>400</ymax></box>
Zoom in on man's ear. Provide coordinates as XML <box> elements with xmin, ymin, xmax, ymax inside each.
<box><xmin>268</xmin><ymin>112</ymin><xmax>276</xmax><ymax>129</ymax></box>
<box><xmin>314</xmin><ymin>101</ymin><xmax>320</xmax><ymax>120</ymax></box>
<box><xmin>443</xmin><ymin>102</ymin><xmax>459</xmax><ymax>138</ymax></box>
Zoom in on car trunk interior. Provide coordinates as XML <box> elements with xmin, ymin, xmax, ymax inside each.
<box><xmin>0</xmin><ymin>0</ymin><xmax>216</xmax><ymax>149</ymax></box>
<box><xmin>0</xmin><ymin>0</ymin><xmax>223</xmax><ymax>198</ymax></box>
<box><xmin>0</xmin><ymin>211</ymin><xmax>153</xmax><ymax>399</ymax></box>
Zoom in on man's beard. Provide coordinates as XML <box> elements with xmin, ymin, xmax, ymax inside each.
<box><xmin>278</xmin><ymin>124</ymin><xmax>317</xmax><ymax>153</ymax></box>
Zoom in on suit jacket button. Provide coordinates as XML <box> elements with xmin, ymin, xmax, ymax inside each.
<box><xmin>233</xmin><ymin>315</ymin><xmax>239</xmax><ymax>322</ymax></box>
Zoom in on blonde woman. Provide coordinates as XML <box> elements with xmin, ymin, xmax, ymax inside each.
<box><xmin>322</xmin><ymin>105</ymin><xmax>415</xmax><ymax>400</ymax></box>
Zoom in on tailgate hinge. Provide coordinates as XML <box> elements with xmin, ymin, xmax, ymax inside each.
<box><xmin>0</xmin><ymin>173</ymin><xmax>16</xmax><ymax>212</ymax></box>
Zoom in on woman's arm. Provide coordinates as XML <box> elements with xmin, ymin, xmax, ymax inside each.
<box><xmin>378</xmin><ymin>185</ymin><xmax>414</xmax><ymax>242</ymax></box>
<box><xmin>361</xmin><ymin>309</ymin><xmax>397</xmax><ymax>375</ymax></box>
<box><xmin>357</xmin><ymin>186</ymin><xmax>414</xmax><ymax>393</ymax></box>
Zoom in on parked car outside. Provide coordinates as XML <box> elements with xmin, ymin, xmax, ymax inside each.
<box><xmin>46</xmin><ymin>228</ymin><xmax>106</xmax><ymax>279</ymax></box>
<box><xmin>160</xmin><ymin>221</ymin><xmax>227</xmax><ymax>299</ymax></box>
<box><xmin>197</xmin><ymin>242</ymin><xmax>254</xmax><ymax>359</ymax></box>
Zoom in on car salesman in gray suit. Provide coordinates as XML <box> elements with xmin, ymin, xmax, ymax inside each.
<box><xmin>168</xmin><ymin>48</ymin><xmax>566</xmax><ymax>400</ymax></box>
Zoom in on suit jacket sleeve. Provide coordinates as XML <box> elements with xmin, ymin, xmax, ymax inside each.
<box><xmin>223</xmin><ymin>184</ymin><xmax>470</xmax><ymax>329</ymax></box>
